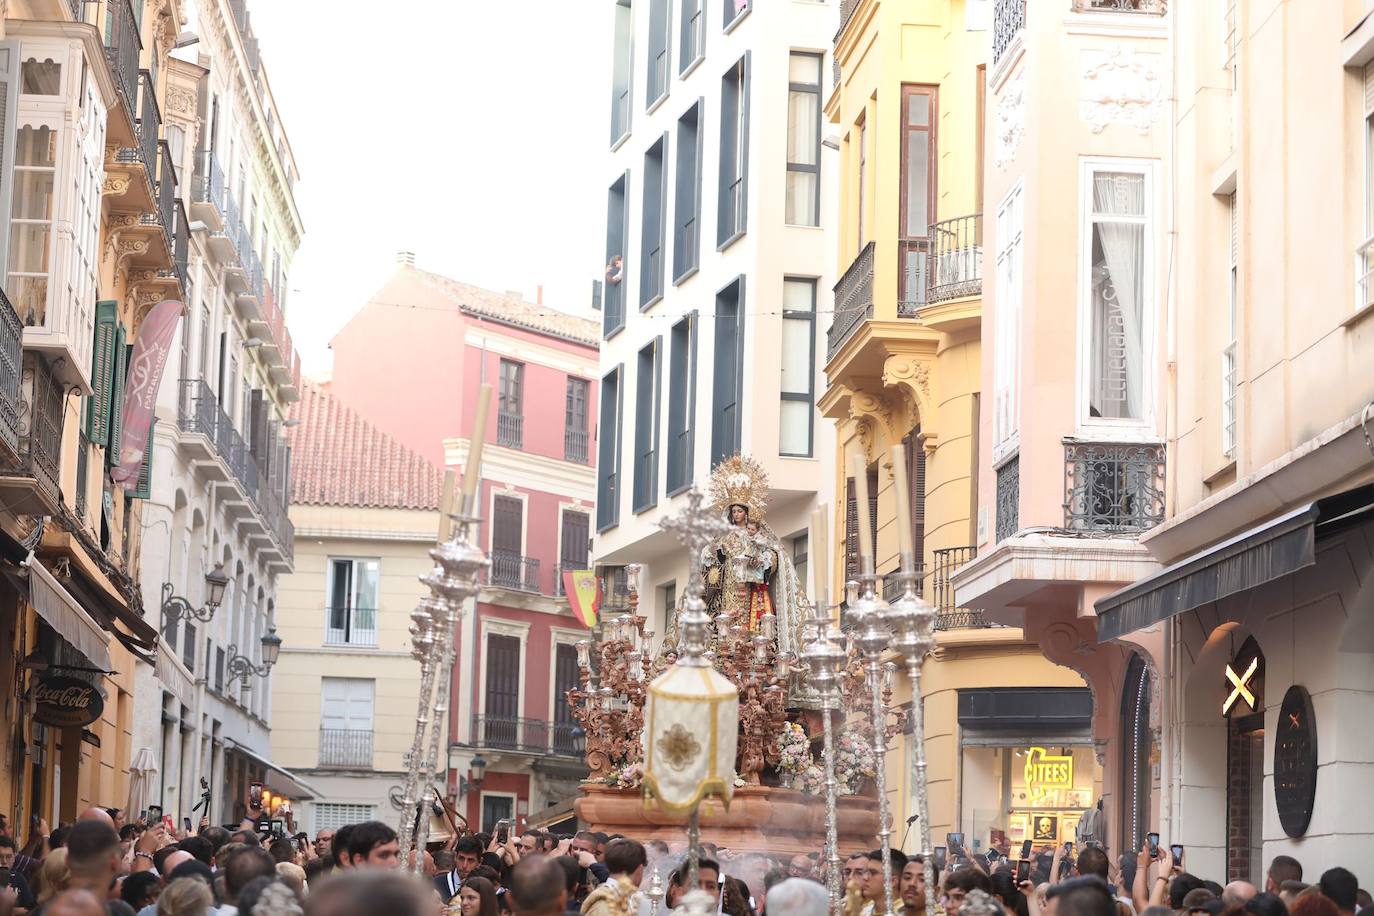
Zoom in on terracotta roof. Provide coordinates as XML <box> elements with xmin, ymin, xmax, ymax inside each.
<box><xmin>288</xmin><ymin>382</ymin><xmax>444</xmax><ymax>510</ymax></box>
<box><xmin>409</xmin><ymin>267</ymin><xmax>600</xmax><ymax>347</ymax></box>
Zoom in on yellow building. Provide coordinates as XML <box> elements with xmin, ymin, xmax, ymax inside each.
<box><xmin>823</xmin><ymin>0</ymin><xmax>1096</xmax><ymax>855</ymax></box>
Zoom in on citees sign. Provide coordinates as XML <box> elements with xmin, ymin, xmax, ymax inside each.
<box><xmin>1024</xmin><ymin>746</ymin><xmax>1074</xmax><ymax>800</ymax></box>
<box><xmin>33</xmin><ymin>675</ymin><xmax>104</xmax><ymax>728</ymax></box>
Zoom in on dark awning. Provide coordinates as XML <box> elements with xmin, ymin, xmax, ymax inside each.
<box><xmin>1096</xmin><ymin>484</ymin><xmax>1374</xmax><ymax>640</ymax></box>
<box><xmin>957</xmin><ymin>688</ymin><xmax>1093</xmax><ymax>731</ymax></box>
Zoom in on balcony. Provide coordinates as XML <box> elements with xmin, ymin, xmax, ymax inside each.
<box><xmin>0</xmin><ymin>353</ymin><xmax>64</xmax><ymax>516</ymax></box>
<box><xmin>1072</xmin><ymin>0</ymin><xmax>1166</xmax><ymax>11</ymax></box>
<box><xmin>497</xmin><ymin>411</ymin><xmax>523</xmax><ymax>449</ymax></box>
<box><xmin>930</xmin><ymin>546</ymin><xmax>990</xmax><ymax>629</ymax></box>
<box><xmin>553</xmin><ymin>561</ymin><xmax>589</xmax><ymax>597</ymax></box>
<box><xmin>1063</xmin><ymin>441</ymin><xmax>1165</xmax><ymax>534</ymax></box>
<box><xmin>488</xmin><ymin>551</ymin><xmax>540</xmax><ymax>592</ymax></box>
<box><xmin>191</xmin><ymin>149</ymin><xmax>228</xmax><ymax>229</ymax></box>
<box><xmin>564</xmin><ymin>428</ymin><xmax>590</xmax><ymax>464</ymax></box>
<box><xmin>928</xmin><ymin>214</ymin><xmax>983</xmax><ymax>304</ymax></box>
<box><xmin>325</xmin><ymin>608</ymin><xmax>376</xmax><ymax>647</ymax></box>
<box><xmin>470</xmin><ymin>715</ymin><xmax>584</xmax><ymax>758</ymax></box>
<box><xmin>827</xmin><ymin>241</ymin><xmax>875</xmax><ymax>360</ymax></box>
<box><xmin>0</xmin><ymin>288</ymin><xmax>20</xmax><ymax>467</ymax></box>
<box><xmin>995</xmin><ymin>455</ymin><xmax>1019</xmax><ymax>543</ymax></box>
<box><xmin>318</xmin><ymin>728</ymin><xmax>374</xmax><ymax>769</ymax></box>
<box><xmin>993</xmin><ymin>0</ymin><xmax>1027</xmax><ymax>66</ymax></box>
<box><xmin>103</xmin><ymin>0</ymin><xmax>141</xmax><ymax>116</ymax></box>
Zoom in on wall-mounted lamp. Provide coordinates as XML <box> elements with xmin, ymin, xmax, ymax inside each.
<box><xmin>458</xmin><ymin>753</ymin><xmax>488</xmax><ymax>797</ymax></box>
<box><xmin>226</xmin><ymin>626</ymin><xmax>283</xmax><ymax>688</ymax></box>
<box><xmin>162</xmin><ymin>564</ymin><xmax>231</xmax><ymax>625</ymax></box>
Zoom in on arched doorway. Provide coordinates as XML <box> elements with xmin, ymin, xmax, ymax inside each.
<box><xmin>1224</xmin><ymin>635</ymin><xmax>1265</xmax><ymax>882</ymax></box>
<box><xmin>1118</xmin><ymin>652</ymin><xmax>1152</xmax><ymax>853</ymax></box>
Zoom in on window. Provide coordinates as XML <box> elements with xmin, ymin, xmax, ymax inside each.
<box><xmin>483</xmin><ymin>633</ymin><xmax>522</xmax><ymax>732</ymax></box>
<box><xmin>723</xmin><ymin>0</ymin><xmax>751</xmax><ymax>31</ymax></box>
<box><xmin>1081</xmin><ymin>163</ymin><xmax>1152</xmax><ymax>426</ymax></box>
<box><xmin>320</xmin><ymin>678</ymin><xmax>375</xmax><ymax>768</ymax></box>
<box><xmin>900</xmin><ymin>86</ymin><xmax>937</xmax><ymax>309</ymax></box>
<box><xmin>20</xmin><ymin>58</ymin><xmax>60</xmax><ymax>95</ymax></box>
<box><xmin>901</xmin><ymin>428</ymin><xmax>927</xmax><ymax>580</ymax></box>
<box><xmin>791</xmin><ymin>534</ymin><xmax>809</xmax><ymax>596</ymax></box>
<box><xmin>604</xmin><ymin>171</ymin><xmax>630</xmax><ymax>337</ymax></box>
<box><xmin>559</xmin><ymin>509</ymin><xmax>590</xmax><ymax>579</ymax></box>
<box><xmin>674</xmin><ymin>100</ymin><xmax>704</xmax><ymax>283</ymax></box>
<box><xmin>680</xmin><ymin>0</ymin><xmax>705</xmax><ymax>75</ymax></box>
<box><xmin>786</xmin><ymin>53</ymin><xmax>822</xmax><ymax>227</ymax></box>
<box><xmin>490</xmin><ymin>495</ymin><xmax>526</xmax><ymax>588</ymax></box>
<box><xmin>314</xmin><ymin>804</ymin><xmax>375</xmax><ymax>833</ymax></box>
<box><xmin>610</xmin><ymin>0</ymin><xmax>633</xmax><ymax>145</ymax></box>
<box><xmin>633</xmin><ymin>338</ymin><xmax>662</xmax><ymax>512</ymax></box>
<box><xmin>498</xmin><ymin>359</ymin><xmax>524</xmax><ymax>448</ymax></box>
<box><xmin>565</xmin><ymin>377</ymin><xmax>590</xmax><ymax>462</ymax></box>
<box><xmin>8</xmin><ymin>125</ymin><xmax>55</xmax><ymax>327</ymax></box>
<box><xmin>856</xmin><ymin>115</ymin><xmax>867</xmax><ymax>250</ymax></box>
<box><xmin>480</xmin><ymin>795</ymin><xmax>514</xmax><ymax>834</ymax></box>
<box><xmin>597</xmin><ymin>366</ymin><xmax>624</xmax><ymax>531</ymax></box>
<box><xmin>641</xmin><ymin>134</ymin><xmax>668</xmax><ymax>308</ymax></box>
<box><xmin>779</xmin><ymin>279</ymin><xmax>816</xmax><ymax>456</ymax></box>
<box><xmin>553</xmin><ymin>643</ymin><xmax>580</xmax><ymax>752</ymax></box>
<box><xmin>666</xmin><ymin>313</ymin><xmax>697</xmax><ymax>493</ymax></box>
<box><xmin>993</xmin><ymin>181</ymin><xmax>1024</xmax><ymax>456</ymax></box>
<box><xmin>182</xmin><ymin>621</ymin><xmax>196</xmax><ymax>673</ymax></box>
<box><xmin>647</xmin><ymin>0</ymin><xmax>671</xmax><ymax>107</ymax></box>
<box><xmin>214</xmin><ymin>645</ymin><xmax>225</xmax><ymax>693</ymax></box>
<box><xmin>710</xmin><ymin>278</ymin><xmax>745</xmax><ymax>466</ymax></box>
<box><xmin>326</xmin><ymin>558</ymin><xmax>379</xmax><ymax>646</ymax></box>
<box><xmin>718</xmin><ymin>55</ymin><xmax>750</xmax><ymax>247</ymax></box>
<box><xmin>1222</xmin><ymin>193</ymin><xmax>1238</xmax><ymax>459</ymax></box>
<box><xmin>660</xmin><ymin>581</ymin><xmax>677</xmax><ymax>625</ymax></box>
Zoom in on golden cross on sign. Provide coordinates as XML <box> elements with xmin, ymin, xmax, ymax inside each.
<box><xmin>1223</xmin><ymin>656</ymin><xmax>1259</xmax><ymax>715</ymax></box>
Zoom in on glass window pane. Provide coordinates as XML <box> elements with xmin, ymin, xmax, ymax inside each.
<box><xmin>7</xmin><ymin>276</ymin><xmax>47</xmax><ymax>327</ymax></box>
<box><xmin>1091</xmin><ymin>171</ymin><xmax>1145</xmax><ymax>217</ymax></box>
<box><xmin>907</xmin><ymin>92</ymin><xmax>930</xmax><ymax>127</ymax></box>
<box><xmin>1088</xmin><ymin>221</ymin><xmax>1145</xmax><ymax>419</ymax></box>
<box><xmin>21</xmin><ymin>59</ymin><xmax>60</xmax><ymax>95</ymax></box>
<box><xmin>16</xmin><ymin>126</ymin><xmax>55</xmax><ymax>167</ymax></box>
<box><xmin>785</xmin><ymin>172</ymin><xmax>818</xmax><ymax>226</ymax></box>
<box><xmin>8</xmin><ymin>222</ymin><xmax>50</xmax><ymax>273</ymax></box>
<box><xmin>789</xmin><ymin>53</ymin><xmax>820</xmax><ymax>85</ymax></box>
<box><xmin>782</xmin><ymin>279</ymin><xmax>814</xmax><ymax>313</ymax></box>
<box><xmin>905</xmin><ymin>136</ymin><xmax>930</xmax><ymax>236</ymax></box>
<box><xmin>780</xmin><ymin>318</ymin><xmax>811</xmax><ymax>393</ymax></box>
<box><xmin>13</xmin><ymin>169</ymin><xmax>54</xmax><ymax>221</ymax></box>
<box><xmin>355</xmin><ymin>560</ymin><xmax>380</xmax><ymax>611</ymax></box>
<box><xmin>787</xmin><ymin>90</ymin><xmax>818</xmax><ymax>165</ymax></box>
<box><xmin>779</xmin><ymin>400</ymin><xmax>810</xmax><ymax>455</ymax></box>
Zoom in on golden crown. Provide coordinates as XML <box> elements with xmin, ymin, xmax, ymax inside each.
<box><xmin>708</xmin><ymin>454</ymin><xmax>769</xmax><ymax>519</ymax></box>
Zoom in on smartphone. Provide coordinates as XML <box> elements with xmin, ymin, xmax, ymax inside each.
<box><xmin>249</xmin><ymin>782</ymin><xmax>263</xmax><ymax>809</ymax></box>
<box><xmin>1171</xmin><ymin>843</ymin><xmax>1184</xmax><ymax>861</ymax></box>
<box><xmin>1016</xmin><ymin>859</ymin><xmax>1030</xmax><ymax>883</ymax></box>
<box><xmin>1020</xmin><ymin>839</ymin><xmax>1033</xmax><ymax>859</ymax></box>
<box><xmin>146</xmin><ymin>805</ymin><xmax>162</xmax><ymax>826</ymax></box>
<box><xmin>1147</xmin><ymin>832</ymin><xmax>1160</xmax><ymax>858</ymax></box>
<box><xmin>933</xmin><ymin>846</ymin><xmax>947</xmax><ymax>873</ymax></box>
<box><xmin>1063</xmin><ymin>841</ymin><xmax>1074</xmax><ymax>856</ymax></box>
<box><xmin>183</xmin><ymin>817</ymin><xmax>193</xmax><ymax>835</ymax></box>
<box><xmin>495</xmin><ymin>818</ymin><xmax>511</xmax><ymax>846</ymax></box>
<box><xmin>947</xmin><ymin>832</ymin><xmax>964</xmax><ymax>854</ymax></box>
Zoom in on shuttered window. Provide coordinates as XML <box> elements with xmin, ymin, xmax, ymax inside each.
<box><xmin>604</xmin><ymin>173</ymin><xmax>630</xmax><ymax>338</ymax></box>
<box><xmin>903</xmin><ymin>428</ymin><xmax>927</xmax><ymax>592</ymax></box>
<box><xmin>710</xmin><ymin>278</ymin><xmax>745</xmax><ymax>466</ymax></box>
<box><xmin>597</xmin><ymin>365</ymin><xmax>623</xmax><ymax>531</ymax></box>
<box><xmin>647</xmin><ymin>0</ymin><xmax>671</xmax><ymax>106</ymax></box>
<box><xmin>845</xmin><ymin>477</ymin><xmax>858</xmax><ymax>582</ymax></box>
<box><xmin>718</xmin><ymin>54</ymin><xmax>750</xmax><ymax>247</ymax></box>
<box><xmin>560</xmin><ymin>510</ymin><xmax>590</xmax><ymax>569</ymax></box>
<box><xmin>641</xmin><ymin>134</ymin><xmax>668</xmax><ymax>308</ymax></box>
<box><xmin>85</xmin><ymin>301</ymin><xmax>118</xmax><ymax>444</ymax></box>
<box><xmin>553</xmin><ymin>643</ymin><xmax>579</xmax><ymax>730</ymax></box>
<box><xmin>106</xmin><ymin>329</ymin><xmax>128</xmax><ymax>467</ymax></box>
<box><xmin>633</xmin><ymin>337</ymin><xmax>661</xmax><ymax>512</ymax></box>
<box><xmin>674</xmin><ymin>101</ymin><xmax>704</xmax><ymax>283</ymax></box>
<box><xmin>492</xmin><ymin>496</ymin><xmax>523</xmax><ymax>557</ymax></box>
<box><xmin>484</xmin><ymin>633</ymin><xmax>522</xmax><ymax>736</ymax></box>
<box><xmin>666</xmin><ymin>313</ymin><xmax>696</xmax><ymax>493</ymax></box>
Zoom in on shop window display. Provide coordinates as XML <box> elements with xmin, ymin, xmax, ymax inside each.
<box><xmin>960</xmin><ymin>745</ymin><xmax>1100</xmax><ymax>852</ymax></box>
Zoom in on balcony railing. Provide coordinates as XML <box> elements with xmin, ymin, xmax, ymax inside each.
<box><xmin>192</xmin><ymin>149</ymin><xmax>227</xmax><ymax>213</ymax></box>
<box><xmin>1072</xmin><ymin>0</ymin><xmax>1166</xmax><ymax>11</ymax></box>
<box><xmin>554</xmin><ymin>561</ymin><xmax>590</xmax><ymax>597</ymax></box>
<box><xmin>17</xmin><ymin>354</ymin><xmax>63</xmax><ymax>505</ymax></box>
<box><xmin>325</xmin><ymin>608</ymin><xmax>377</xmax><ymax>647</ymax></box>
<box><xmin>827</xmin><ymin>241</ymin><xmax>875</xmax><ymax>359</ymax></box>
<box><xmin>318</xmin><ymin>728</ymin><xmax>373</xmax><ymax>769</ymax></box>
<box><xmin>995</xmin><ymin>455</ymin><xmax>1019</xmax><ymax>543</ymax></box>
<box><xmin>103</xmin><ymin>0</ymin><xmax>141</xmax><ymax>111</ymax></box>
<box><xmin>931</xmin><ymin>546</ymin><xmax>991</xmax><ymax>629</ymax></box>
<box><xmin>898</xmin><ymin>238</ymin><xmax>930</xmax><ymax>316</ymax></box>
<box><xmin>928</xmin><ymin>214</ymin><xmax>983</xmax><ymax>304</ymax></box>
<box><xmin>564</xmin><ymin>427</ymin><xmax>589</xmax><ymax>463</ymax></box>
<box><xmin>119</xmin><ymin>70</ymin><xmax>160</xmax><ymax>176</ymax></box>
<box><xmin>489</xmin><ymin>550</ymin><xmax>540</xmax><ymax>592</ymax></box>
<box><xmin>151</xmin><ymin>141</ymin><xmax>176</xmax><ymax>244</ymax></box>
<box><xmin>497</xmin><ymin>412</ymin><xmax>523</xmax><ymax>449</ymax></box>
<box><xmin>470</xmin><ymin>714</ymin><xmax>585</xmax><ymax>758</ymax></box>
<box><xmin>721</xmin><ymin>176</ymin><xmax>745</xmax><ymax>242</ymax></box>
<box><xmin>0</xmin><ymin>287</ymin><xmax>21</xmax><ymax>463</ymax></box>
<box><xmin>1356</xmin><ymin>234</ymin><xmax>1374</xmax><ymax>312</ymax></box>
<box><xmin>171</xmin><ymin>200</ymin><xmax>190</xmax><ymax>290</ymax></box>
<box><xmin>993</xmin><ymin>0</ymin><xmax>1027</xmax><ymax>66</ymax></box>
<box><xmin>1063</xmin><ymin>441</ymin><xmax>1166</xmax><ymax>534</ymax></box>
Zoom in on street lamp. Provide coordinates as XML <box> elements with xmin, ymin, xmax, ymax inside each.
<box><xmin>226</xmin><ymin>626</ymin><xmax>282</xmax><ymax>688</ymax></box>
<box><xmin>458</xmin><ymin>754</ymin><xmax>487</xmax><ymax>797</ymax></box>
<box><xmin>162</xmin><ymin>564</ymin><xmax>231</xmax><ymax>625</ymax></box>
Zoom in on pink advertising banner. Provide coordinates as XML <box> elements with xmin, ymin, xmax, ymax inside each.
<box><xmin>111</xmin><ymin>300</ymin><xmax>183</xmax><ymax>484</ymax></box>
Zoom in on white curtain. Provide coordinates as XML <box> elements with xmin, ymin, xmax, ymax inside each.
<box><xmin>1090</xmin><ymin>173</ymin><xmax>1145</xmax><ymax>419</ymax></box>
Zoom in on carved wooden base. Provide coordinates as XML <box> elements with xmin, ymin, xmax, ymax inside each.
<box><xmin>573</xmin><ymin>783</ymin><xmax>881</xmax><ymax>858</ymax></box>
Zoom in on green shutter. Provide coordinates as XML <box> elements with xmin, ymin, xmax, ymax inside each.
<box><xmin>85</xmin><ymin>301</ymin><xmax>118</xmax><ymax>444</ymax></box>
<box><xmin>129</xmin><ymin>420</ymin><xmax>154</xmax><ymax>499</ymax></box>
<box><xmin>106</xmin><ymin>325</ymin><xmax>128</xmax><ymax>468</ymax></box>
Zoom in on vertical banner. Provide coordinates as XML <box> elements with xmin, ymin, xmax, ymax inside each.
<box><xmin>110</xmin><ymin>300</ymin><xmax>183</xmax><ymax>483</ymax></box>
<box><xmin>563</xmin><ymin>569</ymin><xmax>600</xmax><ymax>628</ymax></box>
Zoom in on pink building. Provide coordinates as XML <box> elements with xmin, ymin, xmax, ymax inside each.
<box><xmin>328</xmin><ymin>255</ymin><xmax>599</xmax><ymax>831</ymax></box>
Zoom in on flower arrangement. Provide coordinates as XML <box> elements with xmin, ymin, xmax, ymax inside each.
<box><xmin>603</xmin><ymin>761</ymin><xmax>644</xmax><ymax>789</ymax></box>
<box><xmin>775</xmin><ymin>721</ymin><xmax>812</xmax><ymax>787</ymax></box>
<box><xmin>798</xmin><ymin>763</ymin><xmax>826</xmax><ymax>795</ymax></box>
<box><xmin>834</xmin><ymin>731</ymin><xmax>876</xmax><ymax>795</ymax></box>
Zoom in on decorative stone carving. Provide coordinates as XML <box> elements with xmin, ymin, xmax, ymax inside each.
<box><xmin>103</xmin><ymin>174</ymin><xmax>132</xmax><ymax>198</ymax></box>
<box><xmin>853</xmin><ymin>417</ymin><xmax>875</xmax><ymax>463</ymax></box>
<box><xmin>994</xmin><ymin>68</ymin><xmax>1025</xmax><ymax>171</ymax></box>
<box><xmin>882</xmin><ymin>354</ymin><xmax>938</xmax><ymax>454</ymax></box>
<box><xmin>1080</xmin><ymin>48</ymin><xmax>1162</xmax><ymax>134</ymax></box>
<box><xmin>165</xmin><ymin>87</ymin><xmax>197</xmax><ymax>118</ymax></box>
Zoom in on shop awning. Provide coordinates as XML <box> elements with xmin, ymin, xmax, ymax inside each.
<box><xmin>1096</xmin><ymin>484</ymin><xmax>1374</xmax><ymax>640</ymax></box>
<box><xmin>20</xmin><ymin>556</ymin><xmax>112</xmax><ymax>672</ymax></box>
<box><xmin>225</xmin><ymin>739</ymin><xmax>321</xmax><ymax>801</ymax></box>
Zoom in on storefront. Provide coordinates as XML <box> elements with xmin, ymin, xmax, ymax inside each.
<box><xmin>956</xmin><ymin>687</ymin><xmax>1103</xmax><ymax>852</ymax></box>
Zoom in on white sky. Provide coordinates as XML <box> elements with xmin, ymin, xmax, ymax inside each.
<box><xmin>248</xmin><ymin>1</ymin><xmax>608</xmax><ymax>375</ymax></box>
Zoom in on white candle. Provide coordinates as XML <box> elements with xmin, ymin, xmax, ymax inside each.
<box><xmin>461</xmin><ymin>384</ymin><xmax>493</xmax><ymax>497</ymax></box>
<box><xmin>891</xmin><ymin>444</ymin><xmax>914</xmax><ymax>564</ymax></box>
<box><xmin>851</xmin><ymin>454</ymin><xmax>873</xmax><ymax>568</ymax></box>
<box><xmin>811</xmin><ymin>506</ymin><xmax>828</xmax><ymax>603</ymax></box>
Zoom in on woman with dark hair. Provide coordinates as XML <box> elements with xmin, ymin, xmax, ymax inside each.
<box><xmin>457</xmin><ymin>876</ymin><xmax>500</xmax><ymax>916</ymax></box>
<box><xmin>1244</xmin><ymin>894</ymin><xmax>1290</xmax><ymax>916</ymax></box>
<box><xmin>991</xmin><ymin>870</ymin><xmax>1031</xmax><ymax>916</ymax></box>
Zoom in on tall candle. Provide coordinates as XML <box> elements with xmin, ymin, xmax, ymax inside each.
<box><xmin>891</xmin><ymin>444</ymin><xmax>914</xmax><ymax>564</ymax></box>
<box><xmin>810</xmin><ymin>506</ymin><xmax>828</xmax><ymax>603</ymax></box>
<box><xmin>851</xmin><ymin>454</ymin><xmax>873</xmax><ymax>569</ymax></box>
<box><xmin>461</xmin><ymin>384</ymin><xmax>493</xmax><ymax>497</ymax></box>
<box><xmin>439</xmin><ymin>470</ymin><xmax>456</xmax><ymax>540</ymax></box>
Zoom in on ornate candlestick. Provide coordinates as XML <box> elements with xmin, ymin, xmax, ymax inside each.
<box><xmin>802</xmin><ymin>602</ymin><xmax>847</xmax><ymax>910</ymax></box>
<box><xmin>850</xmin><ymin>571</ymin><xmax>895</xmax><ymax>916</ymax></box>
<box><xmin>646</xmin><ymin>865</ymin><xmax>665</xmax><ymax>916</ymax></box>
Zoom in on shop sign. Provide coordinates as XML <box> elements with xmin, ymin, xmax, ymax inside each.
<box><xmin>1031</xmin><ymin>814</ymin><xmax>1060</xmax><ymax>842</ymax></box>
<box><xmin>1024</xmin><ymin>746</ymin><xmax>1074</xmax><ymax>800</ymax></box>
<box><xmin>1223</xmin><ymin>655</ymin><xmax>1259</xmax><ymax>716</ymax></box>
<box><xmin>1273</xmin><ymin>685</ymin><xmax>1317</xmax><ymax>838</ymax></box>
<box><xmin>33</xmin><ymin>675</ymin><xmax>104</xmax><ymax>728</ymax></box>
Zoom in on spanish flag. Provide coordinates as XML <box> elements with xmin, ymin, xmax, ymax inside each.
<box><xmin>563</xmin><ymin>569</ymin><xmax>599</xmax><ymax>628</ymax></box>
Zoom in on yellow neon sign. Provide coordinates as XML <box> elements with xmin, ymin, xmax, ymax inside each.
<box><xmin>1223</xmin><ymin>656</ymin><xmax>1258</xmax><ymax>715</ymax></box>
<box><xmin>1024</xmin><ymin>747</ymin><xmax>1074</xmax><ymax>801</ymax></box>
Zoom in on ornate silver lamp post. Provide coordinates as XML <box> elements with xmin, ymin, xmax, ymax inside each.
<box><xmin>801</xmin><ymin>598</ymin><xmax>847</xmax><ymax>909</ymax></box>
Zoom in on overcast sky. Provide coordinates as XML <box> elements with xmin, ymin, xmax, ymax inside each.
<box><xmin>248</xmin><ymin>1</ymin><xmax>607</xmax><ymax>376</ymax></box>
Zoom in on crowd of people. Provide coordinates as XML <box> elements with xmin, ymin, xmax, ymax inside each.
<box><xmin>0</xmin><ymin>807</ymin><xmax>1367</xmax><ymax>916</ymax></box>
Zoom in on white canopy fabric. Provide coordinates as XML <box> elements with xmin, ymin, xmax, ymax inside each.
<box><xmin>127</xmin><ymin>746</ymin><xmax>159</xmax><ymax>817</ymax></box>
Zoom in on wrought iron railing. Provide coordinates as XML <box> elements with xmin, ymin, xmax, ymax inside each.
<box><xmin>470</xmin><ymin>714</ymin><xmax>584</xmax><ymax>757</ymax></box>
<box><xmin>497</xmin><ymin>412</ymin><xmax>523</xmax><ymax>449</ymax></box>
<box><xmin>928</xmin><ymin>214</ymin><xmax>983</xmax><ymax>303</ymax></box>
<box><xmin>325</xmin><ymin>607</ymin><xmax>377</xmax><ymax>647</ymax></box>
<box><xmin>554</xmin><ymin>561</ymin><xmax>590</xmax><ymax>597</ymax></box>
<box><xmin>1357</xmin><ymin>234</ymin><xmax>1374</xmax><ymax>312</ymax></box>
<box><xmin>721</xmin><ymin>176</ymin><xmax>745</xmax><ymax>242</ymax></box>
<box><xmin>103</xmin><ymin>0</ymin><xmax>141</xmax><ymax>111</ymax></box>
<box><xmin>68</xmin><ymin>0</ymin><xmax>82</xmax><ymax>21</ymax></box>
<box><xmin>993</xmin><ymin>0</ymin><xmax>1027</xmax><ymax>66</ymax></box>
<box><xmin>121</xmin><ymin>70</ymin><xmax>161</xmax><ymax>175</ymax></box>
<box><xmin>827</xmin><ymin>241</ymin><xmax>875</xmax><ymax>359</ymax></box>
<box><xmin>898</xmin><ymin>238</ymin><xmax>930</xmax><ymax>316</ymax></box>
<box><xmin>0</xmin><ymin>286</ymin><xmax>21</xmax><ymax>462</ymax></box>
<box><xmin>931</xmin><ymin>546</ymin><xmax>989</xmax><ymax>628</ymax></box>
<box><xmin>995</xmin><ymin>455</ymin><xmax>1019</xmax><ymax>543</ymax></box>
<box><xmin>18</xmin><ymin>354</ymin><xmax>63</xmax><ymax>505</ymax></box>
<box><xmin>318</xmin><ymin>728</ymin><xmax>374</xmax><ymax>769</ymax></box>
<box><xmin>488</xmin><ymin>550</ymin><xmax>541</xmax><ymax>592</ymax></box>
<box><xmin>564</xmin><ymin>428</ymin><xmax>589</xmax><ymax>464</ymax></box>
<box><xmin>192</xmin><ymin>149</ymin><xmax>227</xmax><ymax>212</ymax></box>
<box><xmin>153</xmin><ymin>141</ymin><xmax>176</xmax><ymax>244</ymax></box>
<box><xmin>1063</xmin><ymin>441</ymin><xmax>1166</xmax><ymax>533</ymax></box>
<box><xmin>171</xmin><ymin>200</ymin><xmax>190</xmax><ymax>290</ymax></box>
<box><xmin>1072</xmin><ymin>0</ymin><xmax>1166</xmax><ymax>11</ymax></box>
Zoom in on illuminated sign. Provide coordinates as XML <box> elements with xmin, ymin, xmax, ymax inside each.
<box><xmin>1223</xmin><ymin>656</ymin><xmax>1258</xmax><ymax>716</ymax></box>
<box><xmin>1024</xmin><ymin>747</ymin><xmax>1074</xmax><ymax>800</ymax></box>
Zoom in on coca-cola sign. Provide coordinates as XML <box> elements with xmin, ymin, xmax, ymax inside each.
<box><xmin>33</xmin><ymin>675</ymin><xmax>104</xmax><ymax>728</ymax></box>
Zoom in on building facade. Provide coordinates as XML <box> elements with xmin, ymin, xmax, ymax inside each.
<box><xmin>592</xmin><ymin>0</ymin><xmax>837</xmax><ymax>648</ymax></box>
<box><xmin>271</xmin><ymin>382</ymin><xmax>442</xmax><ymax>834</ymax></box>
<box><xmin>826</xmin><ymin>0</ymin><xmax>1099</xmax><ymax>854</ymax></box>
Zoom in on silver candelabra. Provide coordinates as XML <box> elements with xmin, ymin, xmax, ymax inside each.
<box><xmin>801</xmin><ymin>598</ymin><xmax>847</xmax><ymax>910</ymax></box>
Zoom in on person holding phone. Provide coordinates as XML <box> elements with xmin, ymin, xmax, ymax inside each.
<box><xmin>0</xmin><ymin>835</ymin><xmax>37</xmax><ymax>912</ymax></box>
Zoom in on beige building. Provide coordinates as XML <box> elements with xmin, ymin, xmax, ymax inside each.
<box><xmin>271</xmin><ymin>382</ymin><xmax>444</xmax><ymax>832</ymax></box>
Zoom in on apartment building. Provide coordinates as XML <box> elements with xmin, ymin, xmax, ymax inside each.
<box><xmin>825</xmin><ymin>0</ymin><xmax>1098</xmax><ymax>854</ymax></box>
<box><xmin>593</xmin><ymin>0</ymin><xmax>837</xmax><ymax>640</ymax></box>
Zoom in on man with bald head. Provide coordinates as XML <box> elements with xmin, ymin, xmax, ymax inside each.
<box><xmin>76</xmin><ymin>808</ymin><xmax>115</xmax><ymax>829</ymax></box>
<box><xmin>43</xmin><ymin>889</ymin><xmax>107</xmax><ymax>916</ymax></box>
<box><xmin>1224</xmin><ymin>882</ymin><xmax>1258</xmax><ymax>907</ymax></box>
